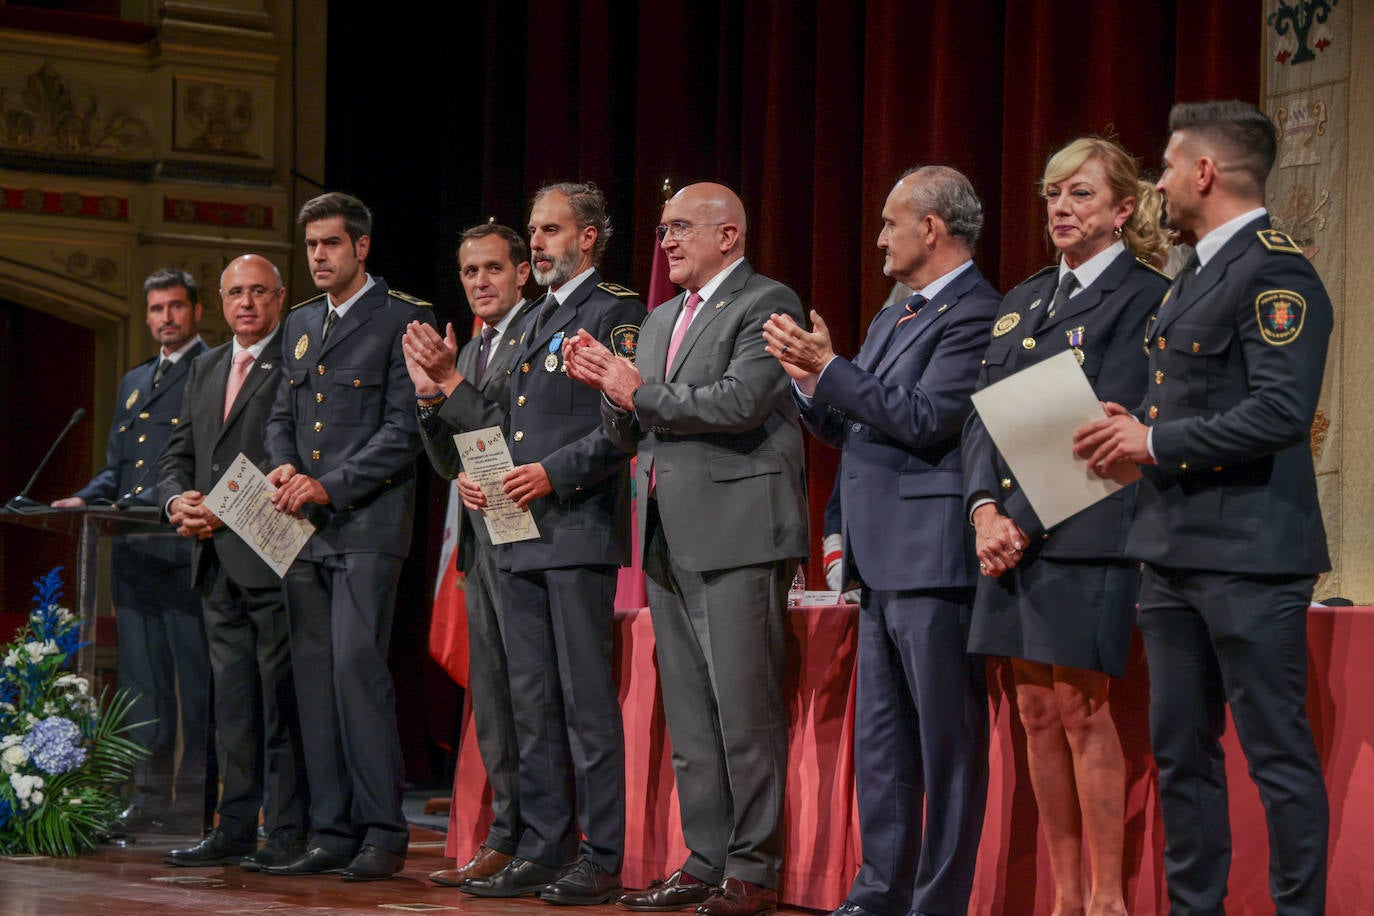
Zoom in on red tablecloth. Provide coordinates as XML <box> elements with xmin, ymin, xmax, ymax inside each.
<box><xmin>447</xmin><ymin>605</ymin><xmax>1374</xmax><ymax>913</ymax></box>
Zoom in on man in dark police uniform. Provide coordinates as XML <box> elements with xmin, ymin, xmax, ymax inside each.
<box><xmin>1076</xmin><ymin>100</ymin><xmax>1333</xmax><ymax>915</ymax></box>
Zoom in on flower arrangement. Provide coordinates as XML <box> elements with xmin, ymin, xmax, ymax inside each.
<box><xmin>0</xmin><ymin>568</ymin><xmax>147</xmax><ymax>855</ymax></box>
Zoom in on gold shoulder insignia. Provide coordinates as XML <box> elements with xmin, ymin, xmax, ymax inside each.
<box><xmin>290</xmin><ymin>292</ymin><xmax>327</xmax><ymax>311</ymax></box>
<box><xmin>388</xmin><ymin>289</ymin><xmax>433</xmax><ymax>307</ymax></box>
<box><xmin>1028</xmin><ymin>264</ymin><xmax>1058</xmax><ymax>282</ymax></box>
<box><xmin>597</xmin><ymin>281</ymin><xmax>639</xmax><ymax>298</ymax></box>
<box><xmin>1257</xmin><ymin>229</ymin><xmax>1303</xmax><ymax>255</ymax></box>
<box><xmin>1136</xmin><ymin>258</ymin><xmax>1170</xmax><ymax>279</ymax></box>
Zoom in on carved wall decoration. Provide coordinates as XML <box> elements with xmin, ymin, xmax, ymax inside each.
<box><xmin>53</xmin><ymin>249</ymin><xmax>119</xmax><ymax>286</ymax></box>
<box><xmin>1311</xmin><ymin>409</ymin><xmax>1330</xmax><ymax>460</ymax></box>
<box><xmin>163</xmin><ymin>196</ymin><xmax>275</xmax><ymax>229</ymax></box>
<box><xmin>1274</xmin><ymin>99</ymin><xmax>1328</xmax><ymax>166</ymax></box>
<box><xmin>1271</xmin><ymin>184</ymin><xmax>1331</xmax><ymax>258</ymax></box>
<box><xmin>2</xmin><ymin>185</ymin><xmax>129</xmax><ymax>221</ymax></box>
<box><xmin>173</xmin><ymin>77</ymin><xmax>264</xmax><ymax>159</ymax></box>
<box><xmin>0</xmin><ymin>63</ymin><xmax>153</xmax><ymax>158</ymax></box>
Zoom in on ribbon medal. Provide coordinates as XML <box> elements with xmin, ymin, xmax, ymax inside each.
<box><xmin>546</xmin><ymin>332</ymin><xmax>564</xmax><ymax>372</ymax></box>
<box><xmin>1066</xmin><ymin>326</ymin><xmax>1086</xmax><ymax>365</ymax></box>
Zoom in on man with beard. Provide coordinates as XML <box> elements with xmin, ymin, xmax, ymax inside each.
<box><xmin>408</xmin><ymin>182</ymin><xmax>643</xmax><ymax>905</ymax></box>
<box><xmin>401</xmin><ymin>223</ymin><xmax>536</xmax><ymax>887</ymax></box>
<box><xmin>159</xmin><ymin>254</ymin><xmax>307</xmax><ymax>870</ymax></box>
<box><xmin>54</xmin><ymin>268</ymin><xmax>210</xmax><ymax>834</ymax></box>
<box><xmin>262</xmin><ymin>192</ymin><xmax>431</xmax><ymax>882</ymax></box>
<box><xmin>1075</xmin><ymin>100</ymin><xmax>1332</xmax><ymax>915</ymax></box>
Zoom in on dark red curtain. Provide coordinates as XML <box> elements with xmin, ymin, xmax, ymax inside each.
<box><xmin>324</xmin><ymin>0</ymin><xmax>1259</xmax><ymax>782</ymax></box>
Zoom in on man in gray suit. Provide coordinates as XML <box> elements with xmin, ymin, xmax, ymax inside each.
<box><xmin>403</xmin><ymin>223</ymin><xmax>535</xmax><ymax>886</ymax></box>
<box><xmin>565</xmin><ymin>182</ymin><xmax>808</xmax><ymax>916</ymax></box>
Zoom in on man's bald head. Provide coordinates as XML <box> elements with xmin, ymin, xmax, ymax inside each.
<box><xmin>219</xmin><ymin>253</ymin><xmax>285</xmax><ymax>346</ymax></box>
<box><xmin>659</xmin><ymin>182</ymin><xmax>747</xmax><ymax>292</ymax></box>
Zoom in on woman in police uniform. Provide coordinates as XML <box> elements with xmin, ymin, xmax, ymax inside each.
<box><xmin>962</xmin><ymin>136</ymin><xmax>1170</xmax><ymax>916</ymax></box>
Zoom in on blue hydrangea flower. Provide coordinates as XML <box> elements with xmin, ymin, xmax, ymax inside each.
<box><xmin>22</xmin><ymin>716</ymin><xmax>86</xmax><ymax>775</ymax></box>
<box><xmin>0</xmin><ymin>794</ymin><xmax>12</xmax><ymax>831</ymax></box>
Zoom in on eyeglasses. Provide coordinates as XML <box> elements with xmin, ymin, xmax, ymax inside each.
<box><xmin>220</xmin><ymin>285</ymin><xmax>281</xmax><ymax>302</ymax></box>
<box><xmin>654</xmin><ymin>221</ymin><xmax>726</xmax><ymax>242</ymax></box>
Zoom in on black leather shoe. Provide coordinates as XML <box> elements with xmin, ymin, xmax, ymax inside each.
<box><xmin>543</xmin><ymin>857</ymin><xmax>622</xmax><ymax>905</ymax></box>
<box><xmin>460</xmin><ymin>857</ymin><xmax>563</xmax><ymax>897</ymax></box>
<box><xmin>619</xmin><ymin>869</ymin><xmax>716</xmax><ymax>911</ymax></box>
<box><xmin>341</xmin><ymin>844</ymin><xmax>406</xmax><ymax>882</ymax></box>
<box><xmin>240</xmin><ymin>829</ymin><xmax>306</xmax><ymax>871</ymax></box>
<box><xmin>262</xmin><ymin>845</ymin><xmax>353</xmax><ymax>876</ymax></box>
<box><xmin>830</xmin><ymin>904</ymin><xmax>880</xmax><ymax>916</ymax></box>
<box><xmin>163</xmin><ymin>829</ymin><xmax>255</xmax><ymax>867</ymax></box>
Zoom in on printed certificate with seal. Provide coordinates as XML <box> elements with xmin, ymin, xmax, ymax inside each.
<box><xmin>453</xmin><ymin>426</ymin><xmax>541</xmax><ymax>544</ymax></box>
<box><xmin>205</xmin><ymin>453</ymin><xmax>316</xmax><ymax>577</ymax></box>
<box><xmin>970</xmin><ymin>349</ymin><xmax>1141</xmax><ymax>530</ymax></box>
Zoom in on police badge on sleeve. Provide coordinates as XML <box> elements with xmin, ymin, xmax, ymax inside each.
<box><xmin>1255</xmin><ymin>289</ymin><xmax>1306</xmax><ymax>346</ymax></box>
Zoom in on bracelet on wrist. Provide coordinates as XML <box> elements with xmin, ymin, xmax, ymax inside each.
<box><xmin>415</xmin><ymin>390</ymin><xmax>444</xmax><ymax>402</ymax></box>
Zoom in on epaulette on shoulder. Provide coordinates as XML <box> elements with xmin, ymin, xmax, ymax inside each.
<box><xmin>1027</xmin><ymin>264</ymin><xmax>1058</xmax><ymax>281</ymax></box>
<box><xmin>1136</xmin><ymin>258</ymin><xmax>1170</xmax><ymax>280</ymax></box>
<box><xmin>597</xmin><ymin>281</ymin><xmax>639</xmax><ymax>298</ymax></box>
<box><xmin>389</xmin><ymin>289</ymin><xmax>432</xmax><ymax>307</ymax></box>
<box><xmin>290</xmin><ymin>292</ymin><xmax>326</xmax><ymax>311</ymax></box>
<box><xmin>1257</xmin><ymin>228</ymin><xmax>1303</xmax><ymax>255</ymax></box>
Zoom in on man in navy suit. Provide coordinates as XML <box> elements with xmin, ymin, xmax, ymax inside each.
<box><xmin>765</xmin><ymin>166</ymin><xmax>998</xmax><ymax>916</ymax></box>
<box><xmin>159</xmin><ymin>254</ymin><xmax>307</xmax><ymax>869</ymax></box>
<box><xmin>409</xmin><ymin>183</ymin><xmax>644</xmax><ymax>904</ymax></box>
<box><xmin>404</xmin><ymin>223</ymin><xmax>535</xmax><ymax>887</ymax></box>
<box><xmin>262</xmin><ymin>192</ymin><xmax>432</xmax><ymax>881</ymax></box>
<box><xmin>54</xmin><ymin>267</ymin><xmax>210</xmax><ymax>834</ymax></box>
<box><xmin>1075</xmin><ymin>100</ymin><xmax>1332</xmax><ymax>915</ymax></box>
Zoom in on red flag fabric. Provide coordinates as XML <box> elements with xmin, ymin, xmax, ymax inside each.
<box><xmin>645</xmin><ymin>232</ymin><xmax>678</xmax><ymax>310</ymax></box>
<box><xmin>428</xmin><ymin>462</ymin><xmax>469</xmax><ymax>686</ymax></box>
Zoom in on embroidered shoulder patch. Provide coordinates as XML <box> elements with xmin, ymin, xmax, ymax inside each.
<box><xmin>1257</xmin><ymin>229</ymin><xmax>1302</xmax><ymax>255</ymax></box>
<box><xmin>598</xmin><ymin>281</ymin><xmax>639</xmax><ymax>298</ymax></box>
<box><xmin>992</xmin><ymin>312</ymin><xmax>1021</xmax><ymax>337</ymax></box>
<box><xmin>1255</xmin><ymin>289</ymin><xmax>1306</xmax><ymax>346</ymax></box>
<box><xmin>388</xmin><ymin>289</ymin><xmax>432</xmax><ymax>307</ymax></box>
<box><xmin>611</xmin><ymin>324</ymin><xmax>640</xmax><ymax>361</ymax></box>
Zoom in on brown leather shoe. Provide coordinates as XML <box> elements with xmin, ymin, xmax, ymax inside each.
<box><xmin>428</xmin><ymin>844</ymin><xmax>514</xmax><ymax>886</ymax></box>
<box><xmin>694</xmin><ymin>877</ymin><xmax>778</xmax><ymax>916</ymax></box>
<box><xmin>619</xmin><ymin>869</ymin><xmax>716</xmax><ymax>911</ymax></box>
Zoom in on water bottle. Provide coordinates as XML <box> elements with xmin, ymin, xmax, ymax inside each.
<box><xmin>788</xmin><ymin>565</ymin><xmax>806</xmax><ymax>607</ymax></box>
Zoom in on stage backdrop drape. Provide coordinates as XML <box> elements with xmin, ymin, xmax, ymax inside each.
<box><xmin>318</xmin><ymin>0</ymin><xmax>1259</xmax><ymax>785</ymax></box>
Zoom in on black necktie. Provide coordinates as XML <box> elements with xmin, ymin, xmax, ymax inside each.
<box><xmin>322</xmin><ymin>308</ymin><xmax>338</xmax><ymax>344</ymax></box>
<box><xmin>1047</xmin><ymin>271</ymin><xmax>1080</xmax><ymax>319</ymax></box>
<box><xmin>1162</xmin><ymin>250</ymin><xmax>1201</xmax><ymax>318</ymax></box>
<box><xmin>152</xmin><ymin>358</ymin><xmax>172</xmax><ymax>387</ymax></box>
<box><xmin>533</xmin><ymin>293</ymin><xmax>557</xmax><ymax>333</ymax></box>
<box><xmin>474</xmin><ymin>326</ymin><xmax>500</xmax><ymax>386</ymax></box>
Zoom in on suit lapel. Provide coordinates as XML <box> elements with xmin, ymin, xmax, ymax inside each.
<box><xmin>219</xmin><ymin>333</ymin><xmax>283</xmax><ymax>439</ymax></box>
<box><xmin>1036</xmin><ymin>249</ymin><xmax>1134</xmax><ymax>336</ymax></box>
<box><xmin>1156</xmin><ymin>215</ymin><xmax>1267</xmax><ymax>335</ymax></box>
<box><xmin>875</xmin><ymin>266</ymin><xmax>983</xmax><ymax>376</ymax></box>
<box><xmin>471</xmin><ymin>298</ymin><xmax>535</xmax><ymax>389</ymax></box>
<box><xmin>520</xmin><ymin>275</ymin><xmax>599</xmax><ymax>363</ymax></box>
<box><xmin>855</xmin><ymin>305</ymin><xmax>902</xmax><ymax>373</ymax></box>
<box><xmin>320</xmin><ymin>283</ymin><xmax>383</xmax><ymax>357</ymax></box>
<box><xmin>666</xmin><ymin>260</ymin><xmax>753</xmax><ymax>382</ymax></box>
<box><xmin>141</xmin><ymin>342</ymin><xmax>201</xmax><ymax>409</ymax></box>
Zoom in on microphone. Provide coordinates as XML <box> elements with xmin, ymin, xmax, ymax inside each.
<box><xmin>6</xmin><ymin>409</ymin><xmax>85</xmax><ymax>513</ymax></box>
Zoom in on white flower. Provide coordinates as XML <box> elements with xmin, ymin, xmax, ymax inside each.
<box><xmin>31</xmin><ymin>790</ymin><xmax>44</xmax><ymax>805</ymax></box>
<box><xmin>69</xmin><ymin>797</ymin><xmax>81</xmax><ymax>806</ymax></box>
<box><xmin>0</xmin><ymin>734</ymin><xmax>22</xmax><ymax>749</ymax></box>
<box><xmin>54</xmin><ymin>675</ymin><xmax>89</xmax><ymax>695</ymax></box>
<box><xmin>3</xmin><ymin>648</ymin><xmax>17</xmax><ymax>667</ymax></box>
<box><xmin>10</xmin><ymin>772</ymin><xmax>43</xmax><ymax>799</ymax></box>
<box><xmin>3</xmin><ymin>745</ymin><xmax>28</xmax><ymax>770</ymax></box>
<box><xmin>23</xmin><ymin>640</ymin><xmax>57</xmax><ymax>661</ymax></box>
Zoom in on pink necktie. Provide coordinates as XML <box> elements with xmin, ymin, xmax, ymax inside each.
<box><xmin>223</xmin><ymin>349</ymin><xmax>254</xmax><ymax>420</ymax></box>
<box><xmin>663</xmin><ymin>292</ymin><xmax>703</xmax><ymax>374</ymax></box>
<box><xmin>651</xmin><ymin>293</ymin><xmax>703</xmax><ymax>494</ymax></box>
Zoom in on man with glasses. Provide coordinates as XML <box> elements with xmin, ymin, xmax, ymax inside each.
<box><xmin>159</xmin><ymin>254</ymin><xmax>308</xmax><ymax>870</ymax></box>
<box><xmin>565</xmin><ymin>182</ymin><xmax>808</xmax><ymax>916</ymax></box>
<box><xmin>53</xmin><ymin>267</ymin><xmax>210</xmax><ymax>835</ymax></box>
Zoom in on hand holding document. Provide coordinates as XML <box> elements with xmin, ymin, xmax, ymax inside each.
<box><xmin>205</xmin><ymin>453</ymin><xmax>315</xmax><ymax>576</ymax></box>
<box><xmin>970</xmin><ymin>349</ymin><xmax>1141</xmax><ymax>530</ymax></box>
<box><xmin>453</xmin><ymin>426</ymin><xmax>540</xmax><ymax>544</ymax></box>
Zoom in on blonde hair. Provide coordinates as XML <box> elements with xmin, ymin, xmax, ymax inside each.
<box><xmin>1041</xmin><ymin>136</ymin><xmax>1172</xmax><ymax>269</ymax></box>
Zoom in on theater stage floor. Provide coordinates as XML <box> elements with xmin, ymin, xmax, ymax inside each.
<box><xmin>0</xmin><ymin>824</ymin><xmax>814</xmax><ymax>915</ymax></box>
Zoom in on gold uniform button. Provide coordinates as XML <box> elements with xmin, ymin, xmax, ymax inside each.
<box><xmin>137</xmin><ymin>434</ymin><xmax>147</xmax><ymax>443</ymax></box>
<box><xmin>1180</xmin><ymin>462</ymin><xmax>1188</xmax><ymax>470</ymax></box>
<box><xmin>1022</xmin><ymin>337</ymin><xmax>1036</xmax><ymax>350</ymax></box>
<box><xmin>313</xmin><ymin>421</ymin><xmax>323</xmax><ymax>432</ymax></box>
<box><xmin>138</xmin><ymin>411</ymin><xmax>150</xmax><ymax>419</ymax></box>
<box><xmin>1157</xmin><ymin>337</ymin><xmax>1166</xmax><ymax>350</ymax></box>
<box><xmin>1148</xmin><ymin>406</ymin><xmax>1159</xmax><ymax>419</ymax></box>
<box><xmin>311</xmin><ymin>449</ymin><xmax>321</xmax><ymax>460</ymax></box>
<box><xmin>517</xmin><ymin>395</ymin><xmax>527</xmax><ymax>407</ymax></box>
<box><xmin>1000</xmin><ymin>478</ymin><xmax>1014</xmax><ymax>491</ymax></box>
<box><xmin>118</xmin><ymin>425</ymin><xmax>127</xmax><ymax>433</ymax></box>
<box><xmin>135</xmin><ymin>459</ymin><xmax>144</xmax><ymax>468</ymax></box>
<box><xmin>981</xmin><ymin>359</ymin><xmax>986</xmax><ymax>366</ymax></box>
<box><xmin>289</xmin><ymin>378</ymin><xmax>296</xmax><ymax>386</ymax></box>
<box><xmin>1042</xmin><ymin>533</ymin><xmax>1050</xmax><ymax>540</ymax></box>
<box><xmin>1192</xmin><ymin>341</ymin><xmax>1201</xmax><ymax>353</ymax></box>
<box><xmin>133</xmin><ymin>486</ymin><xmax>143</xmax><ymax>494</ymax></box>
<box><xmin>513</xmin><ymin>431</ymin><xmax>524</xmax><ymax>442</ymax></box>
<box><xmin>521</xmin><ymin>362</ymin><xmax>531</xmax><ymax>373</ymax></box>
<box><xmin>171</xmin><ymin>417</ymin><xmax>179</xmax><ymax>425</ymax></box>
<box><xmin>353</xmin><ymin>378</ymin><xmax>361</xmax><ymax>387</ymax></box>
<box><xmin>317</xmin><ymin>364</ymin><xmax>326</xmax><ymax>375</ymax></box>
<box><xmin>316</xmin><ymin>392</ymin><xmax>324</xmax><ymax>403</ymax></box>
<box><xmin>1155</xmin><ymin>371</ymin><xmax>1164</xmax><ymax>384</ymax></box>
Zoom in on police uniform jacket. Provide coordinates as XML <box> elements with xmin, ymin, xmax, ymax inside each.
<box><xmin>1129</xmin><ymin>216</ymin><xmax>1331</xmax><ymax>575</ymax></box>
<box><xmin>964</xmin><ymin>249</ymin><xmax>1167</xmax><ymax>553</ymax></box>
<box><xmin>158</xmin><ymin>331</ymin><xmax>284</xmax><ymax>590</ymax></box>
<box><xmin>264</xmin><ymin>278</ymin><xmax>431</xmax><ymax>558</ymax></box>
<box><xmin>418</xmin><ymin>299</ymin><xmax>535</xmax><ymax>573</ymax></box>
<box><xmin>798</xmin><ymin>264</ymin><xmax>1001</xmax><ymax>592</ymax></box>
<box><xmin>488</xmin><ymin>271</ymin><xmax>645</xmax><ymax>573</ymax></box>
